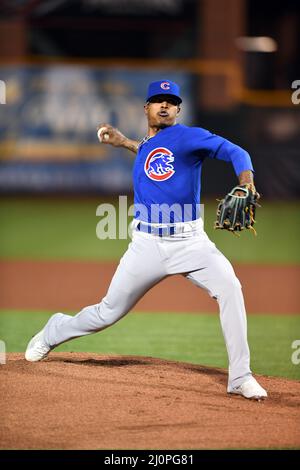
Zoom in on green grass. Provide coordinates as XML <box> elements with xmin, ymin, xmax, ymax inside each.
<box><xmin>0</xmin><ymin>197</ymin><xmax>299</xmax><ymax>263</ymax></box>
<box><xmin>1</xmin><ymin>310</ymin><xmax>299</xmax><ymax>380</ymax></box>
<box><xmin>0</xmin><ymin>197</ymin><xmax>129</xmax><ymax>261</ymax></box>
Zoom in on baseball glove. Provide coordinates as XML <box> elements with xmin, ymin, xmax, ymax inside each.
<box><xmin>214</xmin><ymin>184</ymin><xmax>260</xmax><ymax>235</ymax></box>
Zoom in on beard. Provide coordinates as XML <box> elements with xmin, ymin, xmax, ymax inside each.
<box><xmin>156</xmin><ymin>123</ymin><xmax>169</xmax><ymax>129</ymax></box>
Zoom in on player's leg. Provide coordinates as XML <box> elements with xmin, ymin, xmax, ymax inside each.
<box><xmin>26</xmin><ymin>231</ymin><xmax>166</xmax><ymax>359</ymax></box>
<box><xmin>183</xmin><ymin>244</ymin><xmax>252</xmax><ymax>390</ymax></box>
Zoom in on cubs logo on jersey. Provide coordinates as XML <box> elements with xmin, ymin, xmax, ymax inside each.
<box><xmin>144</xmin><ymin>147</ymin><xmax>175</xmax><ymax>181</ymax></box>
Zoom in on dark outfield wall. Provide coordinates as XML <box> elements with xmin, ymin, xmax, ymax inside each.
<box><xmin>199</xmin><ymin>107</ymin><xmax>300</xmax><ymax>199</ymax></box>
<box><xmin>0</xmin><ymin>65</ymin><xmax>299</xmax><ymax>198</ymax></box>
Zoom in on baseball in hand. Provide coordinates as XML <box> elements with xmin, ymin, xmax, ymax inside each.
<box><xmin>97</xmin><ymin>127</ymin><xmax>109</xmax><ymax>142</ymax></box>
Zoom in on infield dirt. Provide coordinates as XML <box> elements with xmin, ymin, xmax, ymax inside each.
<box><xmin>0</xmin><ymin>260</ymin><xmax>299</xmax><ymax>313</ymax></box>
<box><xmin>1</xmin><ymin>353</ymin><xmax>300</xmax><ymax>449</ymax></box>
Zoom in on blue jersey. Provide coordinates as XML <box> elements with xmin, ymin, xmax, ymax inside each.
<box><xmin>133</xmin><ymin>123</ymin><xmax>253</xmax><ymax>223</ymax></box>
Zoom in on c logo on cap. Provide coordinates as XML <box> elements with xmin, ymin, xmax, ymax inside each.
<box><xmin>160</xmin><ymin>82</ymin><xmax>170</xmax><ymax>90</ymax></box>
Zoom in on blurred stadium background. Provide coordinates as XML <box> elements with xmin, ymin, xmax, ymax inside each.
<box><xmin>0</xmin><ymin>0</ymin><xmax>299</xmax><ymax>195</ymax></box>
<box><xmin>0</xmin><ymin>0</ymin><xmax>299</xmax><ymax>379</ymax></box>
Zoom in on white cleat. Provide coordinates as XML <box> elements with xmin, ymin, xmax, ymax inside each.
<box><xmin>25</xmin><ymin>329</ymin><xmax>50</xmax><ymax>362</ymax></box>
<box><xmin>228</xmin><ymin>377</ymin><xmax>268</xmax><ymax>400</ymax></box>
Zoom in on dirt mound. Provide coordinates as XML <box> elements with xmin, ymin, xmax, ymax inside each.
<box><xmin>1</xmin><ymin>353</ymin><xmax>300</xmax><ymax>450</ymax></box>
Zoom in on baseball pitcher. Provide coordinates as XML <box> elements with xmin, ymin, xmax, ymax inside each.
<box><xmin>25</xmin><ymin>80</ymin><xmax>267</xmax><ymax>400</ymax></box>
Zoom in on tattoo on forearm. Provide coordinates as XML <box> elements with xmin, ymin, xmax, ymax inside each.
<box><xmin>125</xmin><ymin>139</ymin><xmax>139</xmax><ymax>154</ymax></box>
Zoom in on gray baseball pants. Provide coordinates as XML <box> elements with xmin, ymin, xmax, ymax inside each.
<box><xmin>43</xmin><ymin>218</ymin><xmax>252</xmax><ymax>389</ymax></box>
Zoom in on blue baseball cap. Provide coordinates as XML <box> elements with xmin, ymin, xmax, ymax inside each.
<box><xmin>146</xmin><ymin>80</ymin><xmax>182</xmax><ymax>104</ymax></box>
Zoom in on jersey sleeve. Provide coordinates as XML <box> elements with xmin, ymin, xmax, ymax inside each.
<box><xmin>190</xmin><ymin>127</ymin><xmax>254</xmax><ymax>176</ymax></box>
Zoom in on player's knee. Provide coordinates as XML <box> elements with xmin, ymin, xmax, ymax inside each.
<box><xmin>218</xmin><ymin>275</ymin><xmax>242</xmax><ymax>297</ymax></box>
<box><xmin>99</xmin><ymin>315</ymin><xmax>116</xmax><ymax>328</ymax></box>
<box><xmin>231</xmin><ymin>275</ymin><xmax>242</xmax><ymax>290</ymax></box>
<box><xmin>95</xmin><ymin>298</ymin><xmax>127</xmax><ymax>327</ymax></box>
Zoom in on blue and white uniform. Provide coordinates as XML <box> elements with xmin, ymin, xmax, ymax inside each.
<box><xmin>134</xmin><ymin>124</ymin><xmax>253</xmax><ymax>223</ymax></box>
<box><xmin>41</xmin><ymin>81</ymin><xmax>254</xmax><ymax>392</ymax></box>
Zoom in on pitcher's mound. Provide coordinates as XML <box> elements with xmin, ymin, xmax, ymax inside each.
<box><xmin>1</xmin><ymin>353</ymin><xmax>300</xmax><ymax>449</ymax></box>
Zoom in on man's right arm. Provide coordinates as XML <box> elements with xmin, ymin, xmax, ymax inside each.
<box><xmin>97</xmin><ymin>123</ymin><xmax>139</xmax><ymax>154</ymax></box>
<box><xmin>122</xmin><ymin>138</ymin><xmax>139</xmax><ymax>154</ymax></box>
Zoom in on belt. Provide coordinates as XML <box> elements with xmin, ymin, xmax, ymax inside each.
<box><xmin>135</xmin><ymin>219</ymin><xmax>201</xmax><ymax>237</ymax></box>
<box><xmin>136</xmin><ymin>222</ymin><xmax>176</xmax><ymax>236</ymax></box>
